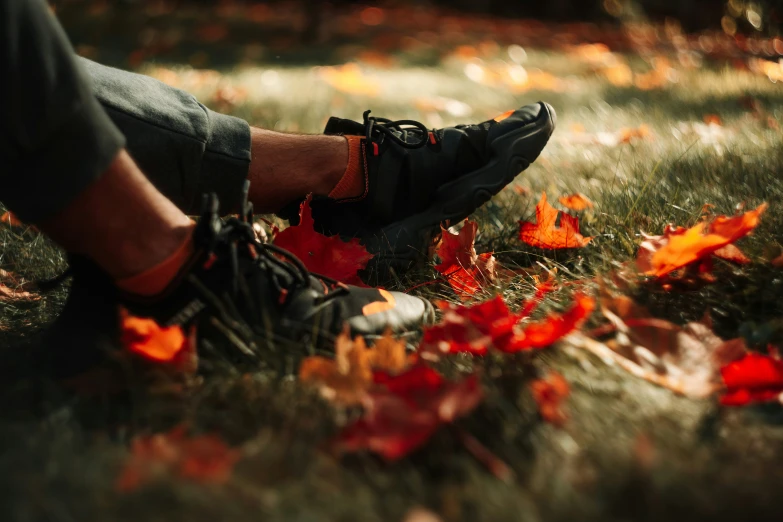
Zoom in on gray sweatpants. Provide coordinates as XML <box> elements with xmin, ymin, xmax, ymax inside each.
<box><xmin>0</xmin><ymin>0</ymin><xmax>252</xmax><ymax>224</ymax></box>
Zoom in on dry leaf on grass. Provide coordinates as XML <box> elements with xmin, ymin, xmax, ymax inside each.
<box><xmin>637</xmin><ymin>204</ymin><xmax>766</xmax><ymax>281</ymax></box>
<box><xmin>420</xmin><ymin>287</ymin><xmax>594</xmax><ymax>357</ymax></box>
<box><xmin>334</xmin><ymin>365</ymin><xmax>482</xmax><ymax>460</ymax></box>
<box><xmin>573</xmin><ymin>294</ymin><xmax>747</xmax><ymax>398</ymax></box>
<box><xmin>299</xmin><ymin>327</ymin><xmax>412</xmax><ymax>405</ymax></box>
<box><xmin>519</xmin><ymin>192</ymin><xmax>592</xmax><ymax>249</ymax></box>
<box><xmin>274</xmin><ymin>195</ymin><xmax>374</xmax><ymax>285</ymax></box>
<box><xmin>116</xmin><ymin>425</ymin><xmax>240</xmax><ymax>492</ymax></box>
<box><xmin>0</xmin><ymin>211</ymin><xmax>24</xmax><ymax>227</ymax></box>
<box><xmin>434</xmin><ymin>220</ymin><xmax>499</xmax><ymax>298</ymax></box>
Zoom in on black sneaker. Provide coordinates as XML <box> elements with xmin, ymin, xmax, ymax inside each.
<box><xmin>279</xmin><ymin>102</ymin><xmax>556</xmax><ymax>271</ymax></box>
<box><xmin>42</xmin><ymin>191</ymin><xmax>434</xmax><ymax>381</ymax></box>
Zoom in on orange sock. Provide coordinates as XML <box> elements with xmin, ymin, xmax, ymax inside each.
<box><xmin>328</xmin><ymin>136</ymin><xmax>367</xmax><ymax>200</ymax></box>
<box><xmin>116</xmin><ymin>230</ymin><xmax>195</xmax><ymax>296</ymax></box>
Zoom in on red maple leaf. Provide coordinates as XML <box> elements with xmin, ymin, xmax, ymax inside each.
<box><xmin>434</xmin><ymin>220</ymin><xmax>497</xmax><ymax>299</ymax></box>
<box><xmin>274</xmin><ymin>195</ymin><xmax>374</xmax><ymax>285</ymax></box>
<box><xmin>519</xmin><ymin>192</ymin><xmax>592</xmax><ymax>249</ymax></box>
<box><xmin>334</xmin><ymin>365</ymin><xmax>482</xmax><ymax>460</ymax></box>
<box><xmin>720</xmin><ymin>352</ymin><xmax>783</xmax><ymax>406</ymax></box>
<box><xmin>116</xmin><ymin>425</ymin><xmax>240</xmax><ymax>492</ymax></box>
<box><xmin>420</xmin><ymin>296</ymin><xmax>520</xmax><ymax>356</ymax></box>
<box><xmin>510</xmin><ymin>293</ymin><xmax>596</xmax><ymax>351</ymax></box>
<box><xmin>420</xmin><ymin>282</ymin><xmax>594</xmax><ymax>357</ymax></box>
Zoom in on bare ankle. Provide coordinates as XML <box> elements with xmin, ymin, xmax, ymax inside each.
<box><xmin>247</xmin><ymin>128</ymin><xmax>349</xmax><ymax>212</ymax></box>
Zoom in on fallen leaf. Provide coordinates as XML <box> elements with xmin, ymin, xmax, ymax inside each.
<box><xmin>436</xmin><ymin>220</ymin><xmax>479</xmax><ymax>270</ymax></box>
<box><xmin>420</xmin><ymin>296</ymin><xmax>519</xmax><ymax>356</ymax></box>
<box><xmin>530</xmin><ymin>371</ymin><xmax>570</xmax><ymax>426</ymax></box>
<box><xmin>575</xmin><ymin>295</ymin><xmax>747</xmax><ymax>398</ymax></box>
<box><xmin>512</xmin><ymin>293</ymin><xmax>596</xmax><ymax>351</ymax></box>
<box><xmin>334</xmin><ymin>366</ymin><xmax>482</xmax><ymax>460</ymax></box>
<box><xmin>713</xmin><ymin>244</ymin><xmax>751</xmax><ymax>265</ymax></box>
<box><xmin>720</xmin><ymin>352</ymin><xmax>783</xmax><ymax>406</ymax></box>
<box><xmin>434</xmin><ymin>220</ymin><xmax>498</xmax><ymax>298</ymax></box>
<box><xmin>274</xmin><ymin>195</ymin><xmax>374</xmax><ymax>285</ymax></box>
<box><xmin>120</xmin><ymin>309</ymin><xmax>188</xmax><ymax>363</ymax></box>
<box><xmin>0</xmin><ymin>279</ymin><xmax>38</xmax><ymax>303</ymax></box>
<box><xmin>420</xmin><ymin>289</ymin><xmax>593</xmax><ymax>357</ymax></box>
<box><xmin>116</xmin><ymin>425</ymin><xmax>240</xmax><ymax>492</ymax></box>
<box><xmin>0</xmin><ymin>211</ymin><xmax>24</xmax><ymax>227</ymax></box>
<box><xmin>519</xmin><ymin>192</ymin><xmax>592</xmax><ymax>249</ymax></box>
<box><xmin>299</xmin><ymin>328</ymin><xmax>412</xmax><ymax>405</ymax></box>
<box><xmin>772</xmin><ymin>252</ymin><xmax>783</xmax><ymax>267</ymax></box>
<box><xmin>558</xmin><ymin>193</ymin><xmax>594</xmax><ymax>211</ymax></box>
<box><xmin>639</xmin><ymin>204</ymin><xmax>766</xmax><ymax>278</ymax></box>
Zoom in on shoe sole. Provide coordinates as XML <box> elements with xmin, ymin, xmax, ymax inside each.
<box><xmin>362</xmin><ymin>102</ymin><xmax>557</xmax><ymax>275</ymax></box>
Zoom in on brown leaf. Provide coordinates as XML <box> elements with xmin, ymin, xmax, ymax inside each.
<box><xmin>299</xmin><ymin>328</ymin><xmax>412</xmax><ymax>405</ymax></box>
<box><xmin>435</xmin><ymin>220</ymin><xmax>499</xmax><ymax>298</ymax></box>
<box><xmin>577</xmin><ymin>295</ymin><xmax>747</xmax><ymax>398</ymax></box>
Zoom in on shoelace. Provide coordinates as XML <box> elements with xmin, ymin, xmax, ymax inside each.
<box><xmin>203</xmin><ymin>191</ymin><xmax>348</xmax><ymax>307</ymax></box>
<box><xmin>363</xmin><ymin>110</ymin><xmax>433</xmax><ymax>150</ymax></box>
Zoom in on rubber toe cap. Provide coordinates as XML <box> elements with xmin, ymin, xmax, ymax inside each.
<box><xmin>348</xmin><ymin>292</ymin><xmax>435</xmax><ymax>337</ymax></box>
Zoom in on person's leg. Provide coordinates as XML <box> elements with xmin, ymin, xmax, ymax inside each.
<box><xmin>0</xmin><ymin>0</ymin><xmax>193</xmax><ymax>282</ymax></box>
<box><xmin>83</xmin><ymin>59</ymin><xmax>359</xmax><ymax>214</ymax></box>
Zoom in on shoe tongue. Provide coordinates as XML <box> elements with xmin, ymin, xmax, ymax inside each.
<box><xmin>324</xmin><ymin>116</ymin><xmax>365</xmax><ymax>136</ymax></box>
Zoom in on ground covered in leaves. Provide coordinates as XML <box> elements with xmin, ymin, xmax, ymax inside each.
<box><xmin>2</xmin><ymin>3</ymin><xmax>783</xmax><ymax>521</ymax></box>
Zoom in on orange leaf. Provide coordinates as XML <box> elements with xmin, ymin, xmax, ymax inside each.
<box><xmin>0</xmin><ymin>211</ymin><xmax>24</xmax><ymax>227</ymax></box>
<box><xmin>116</xmin><ymin>426</ymin><xmax>240</xmax><ymax>492</ymax></box>
<box><xmin>299</xmin><ymin>328</ymin><xmax>411</xmax><ymax>405</ymax></box>
<box><xmin>713</xmin><ymin>244</ymin><xmax>751</xmax><ymax>265</ymax></box>
<box><xmin>530</xmin><ymin>372</ymin><xmax>570</xmax><ymax>426</ymax></box>
<box><xmin>558</xmin><ymin>193</ymin><xmax>594</xmax><ymax>211</ymax></box>
<box><xmin>274</xmin><ymin>195</ymin><xmax>374</xmax><ymax>285</ymax></box>
<box><xmin>519</xmin><ymin>192</ymin><xmax>592</xmax><ymax>249</ymax></box>
<box><xmin>120</xmin><ymin>309</ymin><xmax>187</xmax><ymax>363</ymax></box>
<box><xmin>642</xmin><ymin>204</ymin><xmax>766</xmax><ymax>277</ymax></box>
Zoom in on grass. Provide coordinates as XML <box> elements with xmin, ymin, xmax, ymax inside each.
<box><xmin>3</xmin><ymin>5</ymin><xmax>783</xmax><ymax>521</ymax></box>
